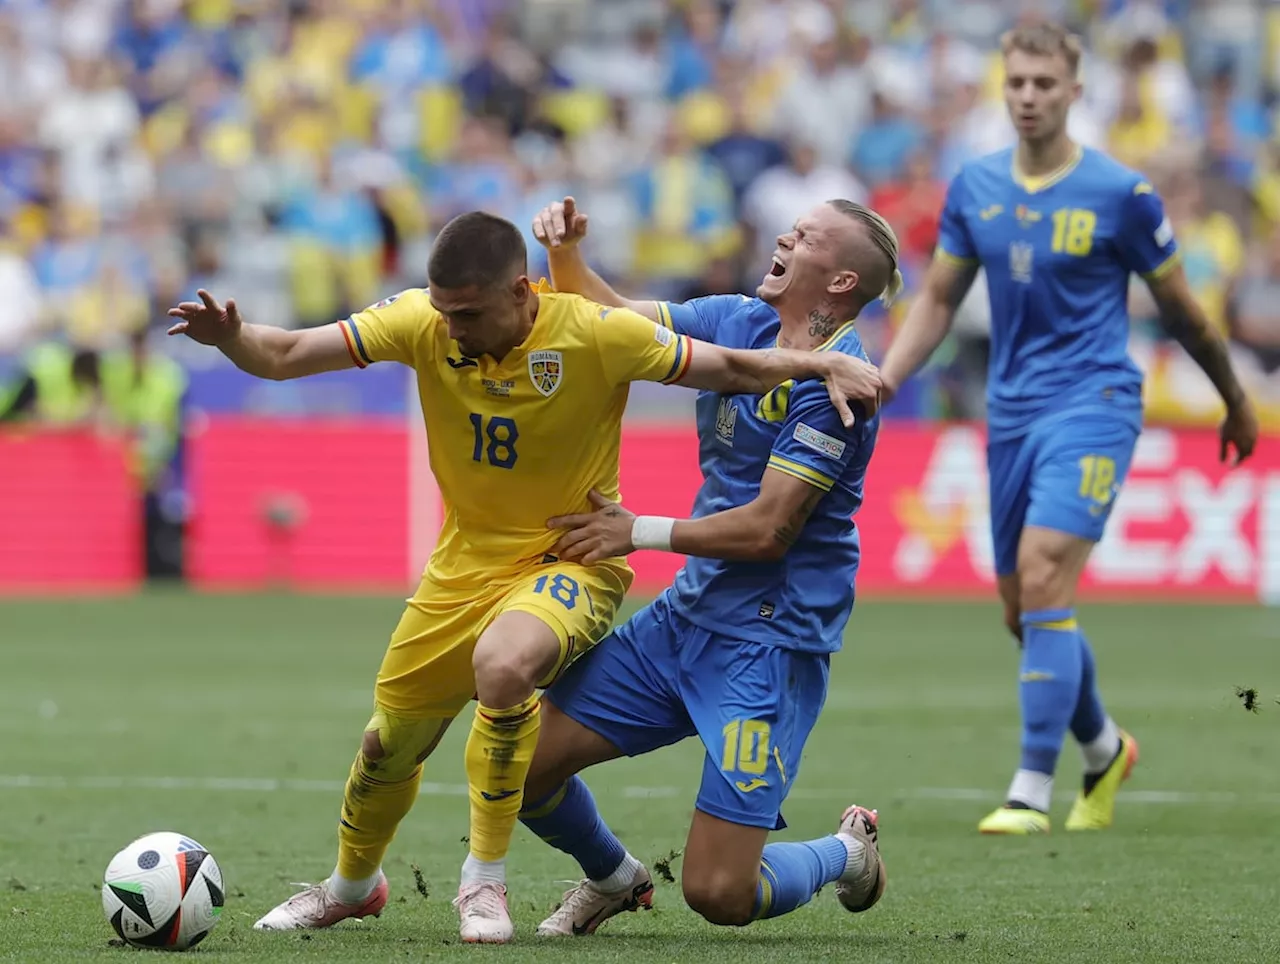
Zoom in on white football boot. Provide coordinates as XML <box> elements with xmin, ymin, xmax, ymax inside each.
<box><xmin>253</xmin><ymin>873</ymin><xmax>388</xmax><ymax>930</ymax></box>
<box><xmin>454</xmin><ymin>881</ymin><xmax>514</xmax><ymax>943</ymax></box>
<box><xmin>536</xmin><ymin>864</ymin><xmax>654</xmax><ymax>937</ymax></box>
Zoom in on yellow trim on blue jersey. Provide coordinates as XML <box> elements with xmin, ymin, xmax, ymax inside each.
<box><xmin>936</xmin><ymin>247</ymin><xmax>979</xmax><ymax>268</ymax></box>
<box><xmin>1012</xmin><ymin>144</ymin><xmax>1083</xmax><ymax>194</ymax></box>
<box><xmin>655</xmin><ymin>301</ymin><xmax>674</xmax><ymax>330</ymax></box>
<box><xmin>1142</xmin><ymin>250</ymin><xmax>1181</xmax><ymax>282</ymax></box>
<box><xmin>767</xmin><ymin>455</ymin><xmax>836</xmax><ymax>491</ymax></box>
<box><xmin>773</xmin><ymin>747</ymin><xmax>787</xmax><ymax>785</ymax></box>
<box><xmin>1028</xmin><ymin>617</ymin><xmax>1079</xmax><ymax>633</ymax></box>
<box><xmin>815</xmin><ymin>320</ymin><xmax>858</xmax><ymax>352</ymax></box>
<box><xmin>757</xmin><ymin>379</ymin><xmax>795</xmax><ymax>423</ymax></box>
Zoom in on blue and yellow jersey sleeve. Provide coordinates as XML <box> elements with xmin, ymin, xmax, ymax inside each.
<box><xmin>936</xmin><ymin>171</ymin><xmax>979</xmax><ymax>267</ymax></box>
<box><xmin>1116</xmin><ymin>181</ymin><xmax>1180</xmax><ymax>281</ymax></box>
<box><xmin>593</xmin><ymin>305</ymin><xmax>693</xmax><ymax>387</ymax></box>
<box><xmin>766</xmin><ymin>376</ymin><xmax>867</xmax><ymax>493</ymax></box>
<box><xmin>339</xmin><ymin>288</ymin><xmax>432</xmax><ymax>368</ymax></box>
<box><xmin>654</xmin><ymin>293</ymin><xmax>744</xmax><ymax>341</ymax></box>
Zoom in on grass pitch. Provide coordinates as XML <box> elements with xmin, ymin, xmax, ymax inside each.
<box><xmin>1</xmin><ymin>593</ymin><xmax>1278</xmax><ymax>962</ymax></box>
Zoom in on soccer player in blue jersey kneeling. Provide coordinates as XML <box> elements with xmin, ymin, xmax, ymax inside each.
<box><xmin>880</xmin><ymin>22</ymin><xmax>1258</xmax><ymax>835</ymax></box>
<box><xmin>512</xmin><ymin>195</ymin><xmax>896</xmax><ymax>934</ymax></box>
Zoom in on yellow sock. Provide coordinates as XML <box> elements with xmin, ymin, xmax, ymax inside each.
<box><xmin>466</xmin><ymin>695</ymin><xmax>541</xmax><ymax>862</ymax></box>
<box><xmin>336</xmin><ymin>712</ymin><xmax>449</xmax><ymax>881</ymax></box>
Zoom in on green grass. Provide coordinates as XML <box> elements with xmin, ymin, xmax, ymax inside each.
<box><xmin>1</xmin><ymin>593</ymin><xmax>1278</xmax><ymax>962</ymax></box>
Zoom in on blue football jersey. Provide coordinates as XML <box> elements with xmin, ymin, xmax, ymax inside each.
<box><xmin>936</xmin><ymin>146</ymin><xmax>1180</xmax><ymax>440</ymax></box>
<box><xmin>654</xmin><ymin>294</ymin><xmax>879</xmax><ymax>655</ymax></box>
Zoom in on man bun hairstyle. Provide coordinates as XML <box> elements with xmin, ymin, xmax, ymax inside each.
<box><xmin>828</xmin><ymin>199</ymin><xmax>905</xmax><ymax>307</ymax></box>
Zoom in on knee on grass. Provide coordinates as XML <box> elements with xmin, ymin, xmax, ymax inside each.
<box><xmin>682</xmin><ymin>872</ymin><xmax>757</xmax><ymax>927</ymax></box>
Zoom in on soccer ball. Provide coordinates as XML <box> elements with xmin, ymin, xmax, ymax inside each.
<box><xmin>102</xmin><ymin>832</ymin><xmax>225</xmax><ymax>951</ymax></box>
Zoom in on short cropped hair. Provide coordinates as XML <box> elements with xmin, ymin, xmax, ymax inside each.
<box><xmin>1000</xmin><ymin>21</ymin><xmax>1084</xmax><ymax>77</ymax></box>
<box><xmin>428</xmin><ymin>211</ymin><xmax>528</xmax><ymax>290</ymax></box>
<box><xmin>828</xmin><ymin>199</ymin><xmax>904</xmax><ymax>307</ymax></box>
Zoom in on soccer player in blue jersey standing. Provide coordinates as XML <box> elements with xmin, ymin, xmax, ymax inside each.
<box><xmin>880</xmin><ymin>23</ymin><xmax>1259</xmax><ymax>835</ymax></box>
<box><xmin>508</xmin><ymin>194</ymin><xmax>897</xmax><ymax>934</ymax></box>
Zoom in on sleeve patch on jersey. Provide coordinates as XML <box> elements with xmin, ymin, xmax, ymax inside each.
<box><xmin>1154</xmin><ymin>216</ymin><xmax>1174</xmax><ymax>248</ymax></box>
<box><xmin>793</xmin><ymin>422</ymin><xmax>847</xmax><ymax>459</ymax></box>
<box><xmin>653</xmin><ymin>324</ymin><xmax>674</xmax><ymax>346</ymax></box>
<box><xmin>1133</xmin><ymin>181</ymin><xmax>1153</xmax><ymax>195</ymax></box>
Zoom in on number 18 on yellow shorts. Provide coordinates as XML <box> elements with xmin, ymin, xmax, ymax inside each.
<box><xmin>373</xmin><ymin>559</ymin><xmax>632</xmax><ymax>719</ymax></box>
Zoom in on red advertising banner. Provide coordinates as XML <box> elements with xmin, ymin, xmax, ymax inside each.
<box><xmin>2</xmin><ymin>421</ymin><xmax>1275</xmax><ymax>600</ymax></box>
<box><xmin>0</xmin><ymin>429</ymin><xmax>142</xmax><ymax>593</ymax></box>
<box><xmin>187</xmin><ymin>418</ymin><xmax>409</xmax><ymax>590</ymax></box>
<box><xmin>617</xmin><ymin>423</ymin><xmax>1280</xmax><ymax>600</ymax></box>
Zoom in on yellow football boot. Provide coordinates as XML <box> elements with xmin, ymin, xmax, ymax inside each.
<box><xmin>1065</xmin><ymin>730</ymin><xmax>1139</xmax><ymax>831</ymax></box>
<box><xmin>977</xmin><ymin>806</ymin><xmax>1051</xmax><ymax>835</ymax></box>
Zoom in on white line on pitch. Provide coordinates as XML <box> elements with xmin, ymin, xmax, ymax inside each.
<box><xmin>1</xmin><ymin>775</ymin><xmax>1278</xmax><ymax>806</ymax></box>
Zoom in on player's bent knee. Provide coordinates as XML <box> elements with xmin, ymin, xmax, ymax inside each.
<box><xmin>361</xmin><ymin>729</ymin><xmax>385</xmax><ymax>761</ymax></box>
<box><xmin>472</xmin><ymin>641</ymin><xmax>539</xmax><ymax>707</ymax></box>
<box><xmin>682</xmin><ymin>871</ymin><xmax>757</xmax><ymax>927</ymax></box>
<box><xmin>473</xmin><ymin>612</ymin><xmax>562</xmax><ymax>707</ymax></box>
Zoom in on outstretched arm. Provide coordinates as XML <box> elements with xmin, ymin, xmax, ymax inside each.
<box><xmin>1144</xmin><ymin>264</ymin><xmax>1258</xmax><ymax>463</ymax></box>
<box><xmin>533</xmin><ymin>196</ymin><xmax>664</xmax><ymax>323</ymax></box>
<box><xmin>549</xmin><ymin>472</ymin><xmax>828</xmax><ymax>564</ymax></box>
<box><xmin>878</xmin><ymin>255</ymin><xmax>977</xmax><ymax>400</ymax></box>
<box><xmin>676</xmin><ymin>340</ymin><xmax>881</xmax><ymax>428</ymax></box>
<box><xmin>167</xmin><ymin>290</ymin><xmax>356</xmax><ymax>381</ymax></box>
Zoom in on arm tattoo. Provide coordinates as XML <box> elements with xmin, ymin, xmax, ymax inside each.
<box><xmin>772</xmin><ymin>488</ymin><xmax>825</xmax><ymax>549</ymax></box>
<box><xmin>1159</xmin><ymin>295</ymin><xmax>1246</xmax><ymax>408</ymax></box>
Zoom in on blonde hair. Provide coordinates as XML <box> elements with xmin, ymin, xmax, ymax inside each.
<box><xmin>829</xmin><ymin>200</ymin><xmax>904</xmax><ymax>307</ymax></box>
<box><xmin>1000</xmin><ymin>22</ymin><xmax>1084</xmax><ymax>77</ymax></box>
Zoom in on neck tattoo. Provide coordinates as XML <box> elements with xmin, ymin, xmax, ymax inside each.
<box><xmin>807</xmin><ymin>307</ymin><xmax>839</xmax><ymax>340</ymax></box>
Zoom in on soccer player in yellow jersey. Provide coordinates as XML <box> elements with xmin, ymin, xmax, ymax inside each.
<box><xmin>166</xmin><ymin>210</ymin><xmax>883</xmax><ymax>943</ymax></box>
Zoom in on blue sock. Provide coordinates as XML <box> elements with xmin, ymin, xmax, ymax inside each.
<box><xmin>1069</xmin><ymin>632</ymin><xmax>1107</xmax><ymax>744</ymax></box>
<box><xmin>1018</xmin><ymin>608</ymin><xmax>1084</xmax><ymax>776</ymax></box>
<box><xmin>519</xmin><ymin>777</ymin><xmax>625</xmax><ymax>881</ymax></box>
<box><xmin>751</xmin><ymin>837</ymin><xmax>848</xmax><ymax>920</ymax></box>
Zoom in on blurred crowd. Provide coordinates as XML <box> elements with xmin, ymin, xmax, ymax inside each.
<box><xmin>3</xmin><ymin>0</ymin><xmax>1280</xmax><ymax>429</ymax></box>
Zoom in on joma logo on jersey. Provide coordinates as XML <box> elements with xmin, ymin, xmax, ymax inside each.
<box><xmin>979</xmin><ymin>204</ymin><xmax>1004</xmax><ymax>221</ymax></box>
<box><xmin>1009</xmin><ymin>241</ymin><xmax>1034</xmax><ymax>283</ymax></box>
<box><xmin>715</xmin><ymin>397</ymin><xmax>737</xmax><ymax>446</ymax></box>
<box><xmin>528</xmin><ymin>350</ymin><xmax>563</xmax><ymax>397</ymax></box>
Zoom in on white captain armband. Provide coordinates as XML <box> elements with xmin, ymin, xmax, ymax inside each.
<box><xmin>631</xmin><ymin>515</ymin><xmax>676</xmax><ymax>551</ymax></box>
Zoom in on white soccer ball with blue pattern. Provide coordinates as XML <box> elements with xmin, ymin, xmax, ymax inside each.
<box><xmin>102</xmin><ymin>832</ymin><xmax>225</xmax><ymax>951</ymax></box>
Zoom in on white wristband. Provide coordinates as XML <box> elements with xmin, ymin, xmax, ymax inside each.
<box><xmin>631</xmin><ymin>515</ymin><xmax>676</xmax><ymax>551</ymax></box>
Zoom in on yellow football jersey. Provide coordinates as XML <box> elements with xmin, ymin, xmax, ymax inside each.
<box><xmin>339</xmin><ymin>287</ymin><xmax>692</xmax><ymax>589</ymax></box>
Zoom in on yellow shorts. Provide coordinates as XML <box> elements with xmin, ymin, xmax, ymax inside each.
<box><xmin>373</xmin><ymin>559</ymin><xmax>632</xmax><ymax>718</ymax></box>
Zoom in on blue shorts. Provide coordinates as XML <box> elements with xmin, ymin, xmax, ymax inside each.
<box><xmin>546</xmin><ymin>593</ymin><xmax>830</xmax><ymax>830</ymax></box>
<box><xmin>988</xmin><ymin>410</ymin><xmax>1139</xmax><ymax>577</ymax></box>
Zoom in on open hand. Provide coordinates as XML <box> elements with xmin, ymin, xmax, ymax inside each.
<box><xmin>532</xmin><ymin>196</ymin><xmax>589</xmax><ymax>250</ymax></box>
<box><xmin>166</xmin><ymin>289</ymin><xmax>242</xmax><ymax>347</ymax></box>
<box><xmin>547</xmin><ymin>489</ymin><xmax>635</xmax><ymax>564</ymax></box>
